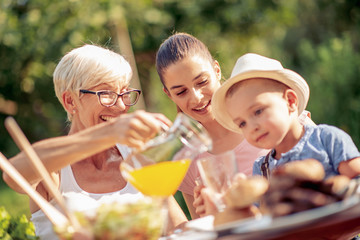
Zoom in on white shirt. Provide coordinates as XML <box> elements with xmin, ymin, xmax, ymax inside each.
<box><xmin>31</xmin><ymin>145</ymin><xmax>143</xmax><ymax>240</ymax></box>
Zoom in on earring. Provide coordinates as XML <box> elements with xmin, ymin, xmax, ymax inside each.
<box><xmin>72</xmin><ymin>109</ymin><xmax>76</xmax><ymax>114</ymax></box>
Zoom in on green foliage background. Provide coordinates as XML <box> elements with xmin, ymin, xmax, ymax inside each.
<box><xmin>0</xmin><ymin>0</ymin><xmax>360</xmax><ymax>220</ymax></box>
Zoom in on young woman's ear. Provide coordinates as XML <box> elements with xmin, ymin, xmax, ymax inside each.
<box><xmin>163</xmin><ymin>87</ymin><xmax>182</xmax><ymax>112</ymax></box>
<box><xmin>163</xmin><ymin>87</ymin><xmax>171</xmax><ymax>98</ymax></box>
<box><xmin>284</xmin><ymin>89</ymin><xmax>298</xmax><ymax>113</ymax></box>
<box><xmin>213</xmin><ymin>60</ymin><xmax>222</xmax><ymax>81</ymax></box>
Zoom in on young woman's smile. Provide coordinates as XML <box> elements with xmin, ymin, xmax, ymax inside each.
<box><xmin>162</xmin><ymin>55</ymin><xmax>221</xmax><ymax>123</ymax></box>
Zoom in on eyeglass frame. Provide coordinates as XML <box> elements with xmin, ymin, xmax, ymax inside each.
<box><xmin>79</xmin><ymin>89</ymin><xmax>141</xmax><ymax>107</ymax></box>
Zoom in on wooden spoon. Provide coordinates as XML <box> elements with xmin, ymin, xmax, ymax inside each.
<box><xmin>0</xmin><ymin>152</ymin><xmax>69</xmax><ymax>228</ymax></box>
<box><xmin>4</xmin><ymin>117</ymin><xmax>80</xmax><ymax>229</ymax></box>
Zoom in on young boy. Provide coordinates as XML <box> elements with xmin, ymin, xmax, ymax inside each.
<box><xmin>212</xmin><ymin>53</ymin><xmax>360</xmax><ymax>179</ymax></box>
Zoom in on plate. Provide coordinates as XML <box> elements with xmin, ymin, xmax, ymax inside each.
<box><xmin>184</xmin><ymin>195</ymin><xmax>360</xmax><ymax>239</ymax></box>
<box><xmin>163</xmin><ymin>217</ymin><xmax>217</xmax><ymax>240</ymax></box>
<box><xmin>185</xmin><ymin>215</ymin><xmax>214</xmax><ymax>231</ymax></box>
<box><xmin>235</xmin><ymin>194</ymin><xmax>360</xmax><ymax>234</ymax></box>
<box><xmin>215</xmin><ymin>215</ymin><xmax>271</xmax><ymax>232</ymax></box>
<box><xmin>185</xmin><ymin>212</ymin><xmax>269</xmax><ymax>232</ymax></box>
<box><xmin>219</xmin><ymin>195</ymin><xmax>360</xmax><ymax>239</ymax></box>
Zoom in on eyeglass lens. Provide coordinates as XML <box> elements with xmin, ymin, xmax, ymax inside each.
<box><xmin>99</xmin><ymin>91</ymin><xmax>138</xmax><ymax>106</ymax></box>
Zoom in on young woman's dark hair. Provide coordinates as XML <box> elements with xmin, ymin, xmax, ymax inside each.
<box><xmin>156</xmin><ymin>33</ymin><xmax>214</xmax><ymax>90</ymax></box>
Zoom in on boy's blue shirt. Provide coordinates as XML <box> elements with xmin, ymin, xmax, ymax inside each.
<box><xmin>253</xmin><ymin>124</ymin><xmax>360</xmax><ymax>178</ymax></box>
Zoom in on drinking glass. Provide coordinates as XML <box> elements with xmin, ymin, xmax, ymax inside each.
<box><xmin>197</xmin><ymin>150</ymin><xmax>238</xmax><ymax>212</ymax></box>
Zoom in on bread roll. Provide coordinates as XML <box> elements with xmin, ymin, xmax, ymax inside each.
<box><xmin>272</xmin><ymin>158</ymin><xmax>325</xmax><ymax>181</ymax></box>
<box><xmin>323</xmin><ymin>175</ymin><xmax>351</xmax><ymax>195</ymax></box>
<box><xmin>224</xmin><ymin>176</ymin><xmax>269</xmax><ymax>209</ymax></box>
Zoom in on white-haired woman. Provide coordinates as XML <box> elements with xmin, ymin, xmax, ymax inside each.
<box><xmin>3</xmin><ymin>44</ymin><xmax>187</xmax><ymax>239</ymax></box>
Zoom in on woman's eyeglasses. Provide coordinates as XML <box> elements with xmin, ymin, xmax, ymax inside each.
<box><xmin>79</xmin><ymin>89</ymin><xmax>141</xmax><ymax>107</ymax></box>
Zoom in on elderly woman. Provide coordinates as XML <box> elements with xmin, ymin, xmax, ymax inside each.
<box><xmin>2</xmin><ymin>44</ymin><xmax>187</xmax><ymax>239</ymax></box>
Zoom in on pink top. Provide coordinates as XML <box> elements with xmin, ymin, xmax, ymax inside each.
<box><xmin>178</xmin><ymin>139</ymin><xmax>269</xmax><ymax>195</ymax></box>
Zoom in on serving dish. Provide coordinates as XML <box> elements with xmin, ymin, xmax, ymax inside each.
<box><xmin>218</xmin><ymin>195</ymin><xmax>360</xmax><ymax>239</ymax></box>
<box><xmin>184</xmin><ymin>194</ymin><xmax>360</xmax><ymax>240</ymax></box>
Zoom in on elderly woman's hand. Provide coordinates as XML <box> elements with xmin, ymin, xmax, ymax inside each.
<box><xmin>113</xmin><ymin>110</ymin><xmax>172</xmax><ymax>149</ymax></box>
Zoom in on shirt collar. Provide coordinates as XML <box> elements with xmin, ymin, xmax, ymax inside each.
<box><xmin>274</xmin><ymin>124</ymin><xmax>315</xmax><ymax>161</ymax></box>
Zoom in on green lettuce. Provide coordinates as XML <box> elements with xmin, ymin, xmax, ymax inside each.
<box><xmin>0</xmin><ymin>206</ymin><xmax>38</xmax><ymax>240</ymax></box>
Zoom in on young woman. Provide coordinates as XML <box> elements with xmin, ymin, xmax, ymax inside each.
<box><xmin>155</xmin><ymin>33</ymin><xmax>269</xmax><ymax>219</ymax></box>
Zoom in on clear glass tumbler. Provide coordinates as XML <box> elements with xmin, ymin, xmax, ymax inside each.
<box><xmin>197</xmin><ymin>150</ymin><xmax>238</xmax><ymax>212</ymax></box>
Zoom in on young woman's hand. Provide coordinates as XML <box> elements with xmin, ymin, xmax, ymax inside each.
<box><xmin>200</xmin><ymin>188</ymin><xmax>219</xmax><ymax>216</ymax></box>
<box><xmin>193</xmin><ymin>185</ymin><xmax>206</xmax><ymax>217</ymax></box>
<box><xmin>193</xmin><ymin>185</ymin><xmax>218</xmax><ymax>217</ymax></box>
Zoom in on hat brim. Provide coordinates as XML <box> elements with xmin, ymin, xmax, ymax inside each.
<box><xmin>212</xmin><ymin>69</ymin><xmax>309</xmax><ymax>133</ymax></box>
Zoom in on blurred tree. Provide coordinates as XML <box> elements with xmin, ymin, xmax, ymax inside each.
<box><xmin>1</xmin><ymin>0</ymin><xmax>360</xmax><ymax>219</ymax></box>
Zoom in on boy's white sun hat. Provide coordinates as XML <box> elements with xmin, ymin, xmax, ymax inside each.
<box><xmin>212</xmin><ymin>53</ymin><xmax>310</xmax><ymax>133</ymax></box>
